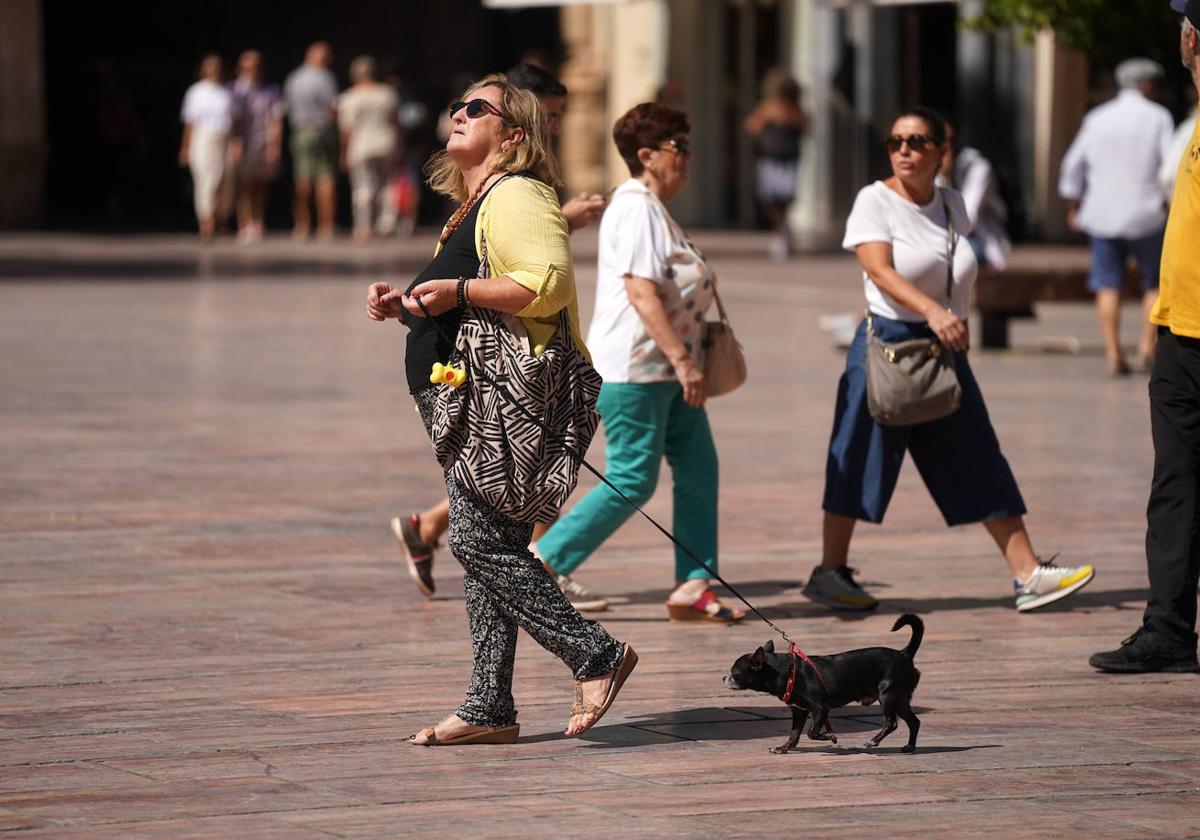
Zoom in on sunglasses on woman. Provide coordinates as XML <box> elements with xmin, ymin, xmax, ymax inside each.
<box><xmin>449</xmin><ymin>99</ymin><xmax>506</xmax><ymax>121</ymax></box>
<box><xmin>658</xmin><ymin>137</ymin><xmax>691</xmax><ymax>157</ymax></box>
<box><xmin>884</xmin><ymin>134</ymin><xmax>936</xmax><ymax>153</ymax></box>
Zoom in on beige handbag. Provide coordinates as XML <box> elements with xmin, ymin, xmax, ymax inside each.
<box><xmin>703</xmin><ymin>284</ymin><xmax>747</xmax><ymax>397</ymax></box>
<box><xmin>864</xmin><ymin>192</ymin><xmax>962</xmax><ymax>427</ymax></box>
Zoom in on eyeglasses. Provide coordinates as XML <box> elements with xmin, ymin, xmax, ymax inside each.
<box><xmin>885</xmin><ymin>134</ymin><xmax>935</xmax><ymax>153</ymax></box>
<box><xmin>658</xmin><ymin>137</ymin><xmax>691</xmax><ymax>157</ymax></box>
<box><xmin>449</xmin><ymin>99</ymin><xmax>507</xmax><ymax>121</ymax></box>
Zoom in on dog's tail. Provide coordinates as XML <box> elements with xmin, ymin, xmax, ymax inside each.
<box><xmin>892</xmin><ymin>614</ymin><xmax>924</xmax><ymax>659</ymax></box>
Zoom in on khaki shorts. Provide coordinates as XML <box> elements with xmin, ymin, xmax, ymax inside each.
<box><xmin>290</xmin><ymin>126</ymin><xmax>337</xmax><ymax>181</ymax></box>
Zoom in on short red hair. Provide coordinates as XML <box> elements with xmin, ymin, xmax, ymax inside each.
<box><xmin>612</xmin><ymin>103</ymin><xmax>690</xmax><ymax>176</ymax></box>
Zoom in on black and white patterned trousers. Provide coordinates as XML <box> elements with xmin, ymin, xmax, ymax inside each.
<box><xmin>414</xmin><ymin>387</ymin><xmax>625</xmax><ymax>727</ymax></box>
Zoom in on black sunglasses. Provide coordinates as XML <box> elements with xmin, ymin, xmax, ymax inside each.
<box><xmin>658</xmin><ymin>137</ymin><xmax>691</xmax><ymax>157</ymax></box>
<box><xmin>449</xmin><ymin>99</ymin><xmax>506</xmax><ymax>121</ymax></box>
<box><xmin>885</xmin><ymin>134</ymin><xmax>936</xmax><ymax>153</ymax></box>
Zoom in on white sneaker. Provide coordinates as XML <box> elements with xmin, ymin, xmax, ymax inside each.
<box><xmin>1014</xmin><ymin>557</ymin><xmax>1094</xmax><ymax>612</ymax></box>
<box><xmin>555</xmin><ymin>574</ymin><xmax>609</xmax><ymax>612</ymax></box>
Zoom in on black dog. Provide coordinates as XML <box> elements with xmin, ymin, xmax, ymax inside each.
<box><xmin>725</xmin><ymin>614</ymin><xmax>924</xmax><ymax>754</ymax></box>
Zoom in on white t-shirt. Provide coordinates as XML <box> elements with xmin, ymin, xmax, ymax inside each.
<box><xmin>589</xmin><ymin>179</ymin><xmax>715</xmax><ymax>383</ymax></box>
<box><xmin>180</xmin><ymin>80</ymin><xmax>233</xmax><ymax>133</ymax></box>
<box><xmin>842</xmin><ymin>181</ymin><xmax>977</xmax><ymax>322</ymax></box>
<box><xmin>338</xmin><ymin>84</ymin><xmax>399</xmax><ymax>167</ymax></box>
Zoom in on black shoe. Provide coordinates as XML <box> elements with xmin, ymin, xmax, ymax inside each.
<box><xmin>1088</xmin><ymin>627</ymin><xmax>1200</xmax><ymax>674</ymax></box>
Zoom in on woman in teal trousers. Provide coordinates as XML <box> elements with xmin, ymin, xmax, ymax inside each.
<box><xmin>534</xmin><ymin>102</ymin><xmax>744</xmax><ymax>622</ymax></box>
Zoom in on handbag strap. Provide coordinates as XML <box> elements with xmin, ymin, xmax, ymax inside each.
<box><xmin>710</xmin><ymin>281</ymin><xmax>731</xmax><ymax>326</ymax></box>
<box><xmin>942</xmin><ymin>189</ymin><xmax>958</xmax><ymax>307</ymax></box>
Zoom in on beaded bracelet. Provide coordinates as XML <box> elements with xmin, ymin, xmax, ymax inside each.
<box><xmin>456</xmin><ymin>277</ymin><xmax>467</xmax><ymax>309</ymax></box>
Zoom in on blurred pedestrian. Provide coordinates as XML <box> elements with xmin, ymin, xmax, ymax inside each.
<box><xmin>1090</xmin><ymin>1</ymin><xmax>1200</xmax><ymax>676</ymax></box>
<box><xmin>284</xmin><ymin>42</ymin><xmax>339</xmax><ymax>240</ymax></box>
<box><xmin>339</xmin><ymin>55</ymin><xmax>399</xmax><ymax>242</ymax></box>
<box><xmin>1160</xmin><ymin>92</ymin><xmax>1198</xmax><ymax>198</ymax></box>
<box><xmin>391</xmin><ymin>76</ymin><xmax>428</xmax><ymax>237</ymax></box>
<box><xmin>532</xmin><ymin>103</ymin><xmax>746</xmax><ymax>624</ymax></box>
<box><xmin>1059</xmin><ymin>58</ymin><xmax>1174</xmax><ymax>375</ymax></box>
<box><xmin>390</xmin><ymin>65</ymin><xmax>606</xmax><ymax>609</ymax></box>
<box><xmin>744</xmin><ymin>69</ymin><xmax>808</xmax><ymax>261</ymax></box>
<box><xmin>231</xmin><ymin>50</ymin><xmax>283</xmax><ymax>244</ymax></box>
<box><xmin>179</xmin><ymin>54</ymin><xmax>235</xmax><ymax>242</ymax></box>
<box><xmin>808</xmin><ymin>107</ymin><xmax>1095</xmax><ymax>614</ymax></box>
<box><xmin>939</xmin><ymin>121</ymin><xmax>1011</xmax><ymax>271</ymax></box>
<box><xmin>366</xmin><ymin>75</ymin><xmax>636</xmax><ymax>743</ymax></box>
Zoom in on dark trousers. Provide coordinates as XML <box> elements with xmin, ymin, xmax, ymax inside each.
<box><xmin>1144</xmin><ymin>328</ymin><xmax>1200</xmax><ymax>648</ymax></box>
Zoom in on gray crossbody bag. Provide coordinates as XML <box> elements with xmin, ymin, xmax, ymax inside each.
<box><xmin>864</xmin><ymin>191</ymin><xmax>963</xmax><ymax>427</ymax></box>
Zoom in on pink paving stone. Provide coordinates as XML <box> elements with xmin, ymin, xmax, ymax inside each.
<box><xmin>1</xmin><ymin>232</ymin><xmax>1198</xmax><ymax>835</ymax></box>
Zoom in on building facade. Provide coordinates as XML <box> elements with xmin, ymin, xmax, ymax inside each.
<box><xmin>2</xmin><ymin>0</ymin><xmax>1095</xmax><ymax>236</ymax></box>
<box><xmin>549</xmin><ymin>0</ymin><xmax>1089</xmax><ymax>244</ymax></box>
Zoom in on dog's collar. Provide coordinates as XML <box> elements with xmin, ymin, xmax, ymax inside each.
<box><xmin>781</xmin><ymin>643</ymin><xmax>826</xmax><ymax>704</ymax></box>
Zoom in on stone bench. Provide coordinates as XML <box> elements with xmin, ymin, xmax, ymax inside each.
<box><xmin>975</xmin><ymin>245</ymin><xmax>1146</xmax><ymax>349</ymax></box>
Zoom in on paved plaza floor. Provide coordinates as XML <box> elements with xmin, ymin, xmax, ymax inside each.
<box><xmin>1</xmin><ymin>232</ymin><xmax>1197</xmax><ymax>837</ymax></box>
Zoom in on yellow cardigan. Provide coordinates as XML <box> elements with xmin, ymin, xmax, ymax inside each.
<box><xmin>435</xmin><ymin>175</ymin><xmax>588</xmax><ymax>359</ymax></box>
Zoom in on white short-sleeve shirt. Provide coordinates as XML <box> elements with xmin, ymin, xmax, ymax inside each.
<box><xmin>180</xmin><ymin>80</ymin><xmax>233</xmax><ymax>133</ymax></box>
<box><xmin>842</xmin><ymin>181</ymin><xmax>977</xmax><ymax>322</ymax></box>
<box><xmin>589</xmin><ymin>179</ymin><xmax>715</xmax><ymax>383</ymax></box>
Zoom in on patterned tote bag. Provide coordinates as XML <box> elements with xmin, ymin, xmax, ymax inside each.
<box><xmin>429</xmin><ymin>232</ymin><xmax>602</xmax><ymax>523</ymax></box>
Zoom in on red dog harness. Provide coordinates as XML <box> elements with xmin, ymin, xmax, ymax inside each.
<box><xmin>781</xmin><ymin>643</ymin><xmax>827</xmax><ymax>704</ymax></box>
<box><xmin>777</xmin><ymin>643</ymin><xmax>835</xmax><ymax>734</ymax></box>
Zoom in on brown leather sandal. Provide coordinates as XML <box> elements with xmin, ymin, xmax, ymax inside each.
<box><xmin>567</xmin><ymin>643</ymin><xmax>638</xmax><ymax>736</ymax></box>
<box><xmin>409</xmin><ymin>723</ymin><xmax>520</xmax><ymax>746</ymax></box>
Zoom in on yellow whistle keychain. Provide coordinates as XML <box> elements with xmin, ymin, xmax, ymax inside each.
<box><xmin>430</xmin><ymin>362</ymin><xmax>467</xmax><ymax>389</ymax></box>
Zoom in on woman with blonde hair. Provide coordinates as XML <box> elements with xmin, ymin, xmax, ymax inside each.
<box><xmin>366</xmin><ymin>75</ymin><xmax>635</xmax><ymax>746</ymax></box>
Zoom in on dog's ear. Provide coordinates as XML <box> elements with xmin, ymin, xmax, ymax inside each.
<box><xmin>750</xmin><ymin>647</ymin><xmax>766</xmax><ymax>669</ymax></box>
<box><xmin>763</xmin><ymin>640</ymin><xmax>775</xmax><ymax>654</ymax></box>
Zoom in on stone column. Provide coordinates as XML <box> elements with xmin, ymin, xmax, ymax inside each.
<box><xmin>664</xmin><ymin>0</ymin><xmax>724</xmax><ymax>226</ymax></box>
<box><xmin>787</xmin><ymin>0</ymin><xmax>848</xmax><ymax>249</ymax></box>
<box><xmin>0</xmin><ymin>0</ymin><xmax>46</xmax><ymax>227</ymax></box>
<box><xmin>606</xmin><ymin>0</ymin><xmax>669</xmax><ymax>190</ymax></box>
<box><xmin>957</xmin><ymin>0</ymin><xmax>995</xmax><ymax>148</ymax></box>
<box><xmin>559</xmin><ymin>5</ymin><xmax>612</xmax><ymax>197</ymax></box>
<box><xmin>1032</xmin><ymin>29</ymin><xmax>1087</xmax><ymax>238</ymax></box>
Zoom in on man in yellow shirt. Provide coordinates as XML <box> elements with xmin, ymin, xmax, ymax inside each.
<box><xmin>1091</xmin><ymin>0</ymin><xmax>1200</xmax><ymax>673</ymax></box>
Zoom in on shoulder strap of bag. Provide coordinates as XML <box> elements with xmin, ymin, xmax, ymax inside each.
<box><xmin>475</xmin><ymin>173</ymin><xmax>520</xmax><ymax>280</ymax></box>
<box><xmin>941</xmin><ymin>190</ymin><xmax>958</xmax><ymax>306</ymax></box>
<box><xmin>710</xmin><ymin>281</ymin><xmax>731</xmax><ymax>326</ymax></box>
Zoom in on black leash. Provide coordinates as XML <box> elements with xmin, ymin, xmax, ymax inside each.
<box><xmin>411</xmin><ymin>296</ymin><xmax>800</xmax><ymax>648</ymax></box>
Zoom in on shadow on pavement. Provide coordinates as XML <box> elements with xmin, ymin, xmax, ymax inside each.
<box><xmin>607</xmin><ymin>580</ymin><xmax>1148</xmax><ymax>623</ymax></box>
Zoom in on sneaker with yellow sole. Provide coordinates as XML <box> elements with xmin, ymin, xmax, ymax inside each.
<box><xmin>1014</xmin><ymin>558</ymin><xmax>1094</xmax><ymax>612</ymax></box>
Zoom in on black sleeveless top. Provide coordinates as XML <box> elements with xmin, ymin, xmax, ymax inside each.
<box><xmin>757</xmin><ymin>122</ymin><xmax>802</xmax><ymax>162</ymax></box>
<box><xmin>401</xmin><ymin>190</ymin><xmax>489</xmax><ymax>394</ymax></box>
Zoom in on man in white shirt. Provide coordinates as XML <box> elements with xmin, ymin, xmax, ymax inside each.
<box><xmin>1059</xmin><ymin>58</ymin><xmax>1175</xmax><ymax>375</ymax></box>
